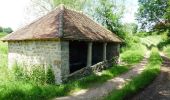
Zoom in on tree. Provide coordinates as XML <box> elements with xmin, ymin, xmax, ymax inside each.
<box><xmin>88</xmin><ymin>0</ymin><xmax>126</xmax><ymax>39</ymax></box>
<box><xmin>53</xmin><ymin>0</ymin><xmax>89</xmax><ymax>10</ymax></box>
<box><xmin>137</xmin><ymin>0</ymin><xmax>168</xmax><ymax>31</ymax></box>
<box><xmin>3</xmin><ymin>27</ymin><xmax>13</xmax><ymax>33</ymax></box>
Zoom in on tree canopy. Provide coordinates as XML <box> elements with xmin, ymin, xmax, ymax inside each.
<box><xmin>137</xmin><ymin>0</ymin><xmax>169</xmax><ymax>31</ymax></box>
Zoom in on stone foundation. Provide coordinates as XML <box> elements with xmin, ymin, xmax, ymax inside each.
<box><xmin>8</xmin><ymin>40</ymin><xmax>69</xmax><ymax>84</ymax></box>
<box><xmin>67</xmin><ymin>60</ymin><xmax>116</xmax><ymax>80</ymax></box>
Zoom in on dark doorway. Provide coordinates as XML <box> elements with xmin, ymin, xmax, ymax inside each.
<box><xmin>69</xmin><ymin>41</ymin><xmax>87</xmax><ymax>73</ymax></box>
<box><xmin>107</xmin><ymin>43</ymin><xmax>118</xmax><ymax>60</ymax></box>
<box><xmin>92</xmin><ymin>42</ymin><xmax>103</xmax><ymax>65</ymax></box>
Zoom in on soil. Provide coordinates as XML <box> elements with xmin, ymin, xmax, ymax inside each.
<box><xmin>128</xmin><ymin>55</ymin><xmax>170</xmax><ymax>100</ymax></box>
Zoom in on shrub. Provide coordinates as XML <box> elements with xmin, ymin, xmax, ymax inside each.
<box><xmin>46</xmin><ymin>66</ymin><xmax>55</xmax><ymax>84</ymax></box>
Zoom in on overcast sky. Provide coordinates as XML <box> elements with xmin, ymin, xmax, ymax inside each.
<box><xmin>0</xmin><ymin>0</ymin><xmax>138</xmax><ymax>31</ymax></box>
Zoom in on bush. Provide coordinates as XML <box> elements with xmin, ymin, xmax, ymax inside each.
<box><xmin>46</xmin><ymin>66</ymin><xmax>55</xmax><ymax>84</ymax></box>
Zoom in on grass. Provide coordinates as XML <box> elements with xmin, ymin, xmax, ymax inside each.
<box><xmin>0</xmin><ymin>32</ymin><xmax>7</xmax><ymax>38</ymax></box>
<box><xmin>141</xmin><ymin>35</ymin><xmax>162</xmax><ymax>49</ymax></box>
<box><xmin>120</xmin><ymin>50</ymin><xmax>144</xmax><ymax>65</ymax></box>
<box><xmin>0</xmin><ymin>65</ymin><xmax>131</xmax><ymax>100</ymax></box>
<box><xmin>120</xmin><ymin>43</ymin><xmax>146</xmax><ymax>65</ymax></box>
<box><xmin>104</xmin><ymin>48</ymin><xmax>162</xmax><ymax>100</ymax></box>
<box><xmin>163</xmin><ymin>45</ymin><xmax>170</xmax><ymax>57</ymax></box>
<box><xmin>0</xmin><ymin>41</ymin><xmax>133</xmax><ymax>100</ymax></box>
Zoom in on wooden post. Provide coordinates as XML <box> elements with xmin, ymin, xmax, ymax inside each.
<box><xmin>87</xmin><ymin>42</ymin><xmax>92</xmax><ymax>67</ymax></box>
<box><xmin>103</xmin><ymin>43</ymin><xmax>107</xmax><ymax>61</ymax></box>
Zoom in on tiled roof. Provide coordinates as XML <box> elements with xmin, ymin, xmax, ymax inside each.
<box><xmin>2</xmin><ymin>5</ymin><xmax>122</xmax><ymax>43</ymax></box>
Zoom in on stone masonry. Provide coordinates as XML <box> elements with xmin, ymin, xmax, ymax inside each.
<box><xmin>8</xmin><ymin>40</ymin><xmax>69</xmax><ymax>84</ymax></box>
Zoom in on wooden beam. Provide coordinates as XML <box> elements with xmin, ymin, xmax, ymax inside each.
<box><xmin>87</xmin><ymin>42</ymin><xmax>92</xmax><ymax>67</ymax></box>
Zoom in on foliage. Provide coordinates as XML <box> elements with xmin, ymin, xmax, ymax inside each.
<box><xmin>120</xmin><ymin>50</ymin><xmax>144</xmax><ymax>65</ymax></box>
<box><xmin>0</xmin><ymin>42</ymin><xmax>8</xmax><ymax>69</ymax></box>
<box><xmin>141</xmin><ymin>35</ymin><xmax>162</xmax><ymax>49</ymax></box>
<box><xmin>0</xmin><ymin>32</ymin><xmax>7</xmax><ymax>38</ymax></box>
<box><xmin>157</xmin><ymin>31</ymin><xmax>170</xmax><ymax>50</ymax></box>
<box><xmin>53</xmin><ymin>0</ymin><xmax>89</xmax><ymax>10</ymax></box>
<box><xmin>137</xmin><ymin>0</ymin><xmax>168</xmax><ymax>31</ymax></box>
<box><xmin>165</xmin><ymin>0</ymin><xmax>170</xmax><ymax>21</ymax></box>
<box><xmin>46</xmin><ymin>66</ymin><xmax>55</xmax><ymax>84</ymax></box>
<box><xmin>0</xmin><ymin>26</ymin><xmax>3</xmax><ymax>32</ymax></box>
<box><xmin>0</xmin><ymin>41</ymin><xmax>133</xmax><ymax>100</ymax></box>
<box><xmin>123</xmin><ymin>23</ymin><xmax>138</xmax><ymax>34</ymax></box>
<box><xmin>0</xmin><ymin>64</ymin><xmax>130</xmax><ymax>100</ymax></box>
<box><xmin>104</xmin><ymin>48</ymin><xmax>162</xmax><ymax>100</ymax></box>
<box><xmin>136</xmin><ymin>32</ymin><xmax>148</xmax><ymax>37</ymax></box>
<box><xmin>12</xmin><ymin>63</ymin><xmax>25</xmax><ymax>80</ymax></box>
<box><xmin>88</xmin><ymin>0</ymin><xmax>126</xmax><ymax>40</ymax></box>
<box><xmin>163</xmin><ymin>45</ymin><xmax>170</xmax><ymax>57</ymax></box>
<box><xmin>3</xmin><ymin>27</ymin><xmax>13</xmax><ymax>33</ymax></box>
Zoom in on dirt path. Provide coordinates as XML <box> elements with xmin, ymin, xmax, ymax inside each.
<box><xmin>128</xmin><ymin>54</ymin><xmax>170</xmax><ymax>100</ymax></box>
<box><xmin>54</xmin><ymin>54</ymin><xmax>149</xmax><ymax>100</ymax></box>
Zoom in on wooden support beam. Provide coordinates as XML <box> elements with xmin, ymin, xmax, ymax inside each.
<box><xmin>87</xmin><ymin>42</ymin><xmax>92</xmax><ymax>67</ymax></box>
<box><xmin>103</xmin><ymin>43</ymin><xmax>107</xmax><ymax>61</ymax></box>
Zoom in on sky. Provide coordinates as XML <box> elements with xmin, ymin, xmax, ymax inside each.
<box><xmin>0</xmin><ymin>0</ymin><xmax>30</xmax><ymax>30</ymax></box>
<box><xmin>122</xmin><ymin>0</ymin><xmax>139</xmax><ymax>23</ymax></box>
<box><xmin>0</xmin><ymin>0</ymin><xmax>139</xmax><ymax>31</ymax></box>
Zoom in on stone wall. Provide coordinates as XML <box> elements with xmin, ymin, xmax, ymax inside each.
<box><xmin>67</xmin><ymin>61</ymin><xmax>111</xmax><ymax>80</ymax></box>
<box><xmin>107</xmin><ymin>43</ymin><xmax>120</xmax><ymax>64</ymax></box>
<box><xmin>8</xmin><ymin>40</ymin><xmax>69</xmax><ymax>84</ymax></box>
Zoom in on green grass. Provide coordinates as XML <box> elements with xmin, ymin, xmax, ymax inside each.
<box><xmin>0</xmin><ymin>32</ymin><xmax>7</xmax><ymax>38</ymax></box>
<box><xmin>141</xmin><ymin>35</ymin><xmax>162</xmax><ymax>49</ymax></box>
<box><xmin>0</xmin><ymin>41</ymin><xmax>133</xmax><ymax>100</ymax></box>
<box><xmin>0</xmin><ymin>65</ymin><xmax>130</xmax><ymax>100</ymax></box>
<box><xmin>163</xmin><ymin>45</ymin><xmax>170</xmax><ymax>57</ymax></box>
<box><xmin>120</xmin><ymin>50</ymin><xmax>144</xmax><ymax>65</ymax></box>
<box><xmin>104</xmin><ymin>48</ymin><xmax>162</xmax><ymax>100</ymax></box>
<box><xmin>120</xmin><ymin>43</ymin><xmax>146</xmax><ymax>65</ymax></box>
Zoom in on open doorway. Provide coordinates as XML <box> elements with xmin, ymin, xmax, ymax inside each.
<box><xmin>69</xmin><ymin>41</ymin><xmax>87</xmax><ymax>73</ymax></box>
<box><xmin>92</xmin><ymin>42</ymin><xmax>103</xmax><ymax>64</ymax></box>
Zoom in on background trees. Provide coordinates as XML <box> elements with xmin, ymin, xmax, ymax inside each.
<box><xmin>137</xmin><ymin>0</ymin><xmax>169</xmax><ymax>32</ymax></box>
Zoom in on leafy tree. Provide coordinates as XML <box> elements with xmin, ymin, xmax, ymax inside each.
<box><xmin>123</xmin><ymin>23</ymin><xmax>138</xmax><ymax>34</ymax></box>
<box><xmin>89</xmin><ymin>0</ymin><xmax>126</xmax><ymax>39</ymax></box>
<box><xmin>137</xmin><ymin>0</ymin><xmax>168</xmax><ymax>31</ymax></box>
<box><xmin>53</xmin><ymin>0</ymin><xmax>89</xmax><ymax>10</ymax></box>
<box><xmin>3</xmin><ymin>27</ymin><xmax>13</xmax><ymax>33</ymax></box>
<box><xmin>165</xmin><ymin>0</ymin><xmax>170</xmax><ymax>20</ymax></box>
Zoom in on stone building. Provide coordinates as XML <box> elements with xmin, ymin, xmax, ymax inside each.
<box><xmin>2</xmin><ymin>5</ymin><xmax>122</xmax><ymax>83</ymax></box>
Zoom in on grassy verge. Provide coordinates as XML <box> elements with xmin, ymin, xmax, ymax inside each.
<box><xmin>163</xmin><ymin>45</ymin><xmax>170</xmax><ymax>57</ymax></box>
<box><xmin>0</xmin><ymin>32</ymin><xmax>7</xmax><ymax>38</ymax></box>
<box><xmin>104</xmin><ymin>48</ymin><xmax>162</xmax><ymax>100</ymax></box>
<box><xmin>0</xmin><ymin>41</ymin><xmax>132</xmax><ymax>100</ymax></box>
<box><xmin>120</xmin><ymin>43</ymin><xmax>146</xmax><ymax>65</ymax></box>
<box><xmin>0</xmin><ymin>65</ymin><xmax>130</xmax><ymax>100</ymax></box>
